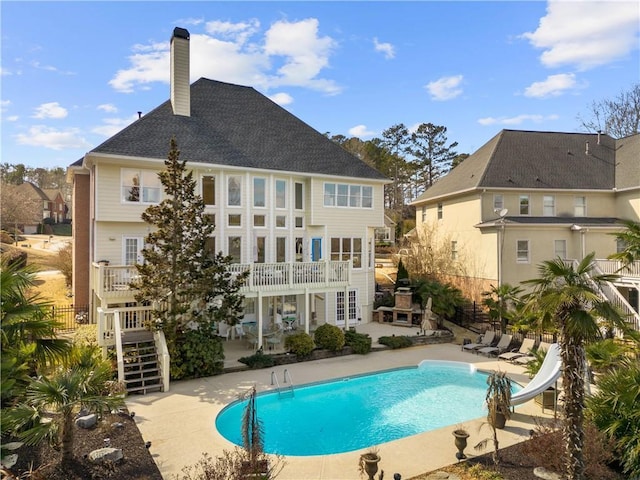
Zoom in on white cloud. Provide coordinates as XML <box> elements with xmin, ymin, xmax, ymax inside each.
<box><xmin>373</xmin><ymin>38</ymin><xmax>395</xmax><ymax>59</ymax></box>
<box><xmin>30</xmin><ymin>61</ymin><xmax>75</xmax><ymax>75</ymax></box>
<box><xmin>348</xmin><ymin>124</ymin><xmax>375</xmax><ymax>138</ymax></box>
<box><xmin>477</xmin><ymin>114</ymin><xmax>560</xmax><ymax>126</ymax></box>
<box><xmin>425</xmin><ymin>75</ymin><xmax>463</xmax><ymax>101</ymax></box>
<box><xmin>1</xmin><ymin>67</ymin><xmax>13</xmax><ymax>76</ymax></box>
<box><xmin>522</xmin><ymin>1</ymin><xmax>640</xmax><ymax>70</ymax></box>
<box><xmin>268</xmin><ymin>92</ymin><xmax>293</xmax><ymax>106</ymax></box>
<box><xmin>109</xmin><ymin>18</ymin><xmax>340</xmax><ymax>95</ymax></box>
<box><xmin>97</xmin><ymin>104</ymin><xmax>118</xmax><ymax>113</ymax></box>
<box><xmin>1</xmin><ymin>100</ymin><xmax>10</xmax><ymax>112</ymax></box>
<box><xmin>92</xmin><ymin>114</ymin><xmax>139</xmax><ymax>137</ymax></box>
<box><xmin>523</xmin><ymin>73</ymin><xmax>580</xmax><ymax>98</ymax></box>
<box><xmin>32</xmin><ymin>102</ymin><xmax>68</xmax><ymax>119</ymax></box>
<box><xmin>6</xmin><ymin>116</ymin><xmax>18</xmax><ymax>122</ymax></box>
<box><xmin>15</xmin><ymin>125</ymin><xmax>91</xmax><ymax>150</ymax></box>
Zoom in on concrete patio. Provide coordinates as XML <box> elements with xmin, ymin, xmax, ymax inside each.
<box><xmin>126</xmin><ymin>323</ymin><xmax>558</xmax><ymax>480</ymax></box>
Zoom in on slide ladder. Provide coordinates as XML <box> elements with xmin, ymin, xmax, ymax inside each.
<box><xmin>271</xmin><ymin>369</ymin><xmax>295</xmax><ymax>398</ymax></box>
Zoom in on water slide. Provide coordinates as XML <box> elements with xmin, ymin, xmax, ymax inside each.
<box><xmin>510</xmin><ymin>343</ymin><xmax>562</xmax><ymax>406</ymax></box>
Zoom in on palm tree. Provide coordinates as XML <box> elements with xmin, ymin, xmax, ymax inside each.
<box><xmin>608</xmin><ymin>220</ymin><xmax>640</xmax><ymax>267</ymax></box>
<box><xmin>522</xmin><ymin>253</ymin><xmax>627</xmax><ymax>480</ymax></box>
<box><xmin>3</xmin><ymin>344</ymin><xmax>124</xmax><ymax>465</ymax></box>
<box><xmin>482</xmin><ymin>283</ymin><xmax>523</xmax><ymax>333</ymax></box>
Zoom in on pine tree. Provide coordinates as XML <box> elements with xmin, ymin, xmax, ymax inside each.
<box><xmin>134</xmin><ymin>138</ymin><xmax>248</xmax><ymax>350</ymax></box>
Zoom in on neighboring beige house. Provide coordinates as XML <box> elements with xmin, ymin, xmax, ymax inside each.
<box><xmin>411</xmin><ymin>129</ymin><xmax>640</xmax><ymax>330</ymax></box>
<box><xmin>374</xmin><ymin>213</ymin><xmax>397</xmax><ymax>245</ymax></box>
<box><xmin>68</xmin><ymin>27</ymin><xmax>388</xmax><ymax>365</ymax></box>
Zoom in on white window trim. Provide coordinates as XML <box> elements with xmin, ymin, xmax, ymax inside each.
<box><xmin>519</xmin><ymin>195</ymin><xmax>530</xmax><ymax>216</ymax></box>
<box><xmin>275</xmin><ymin>179</ymin><xmax>287</xmax><ymax>210</ymax></box>
<box><xmin>543</xmin><ymin>195</ymin><xmax>555</xmax><ymax>216</ymax></box>
<box><xmin>323</xmin><ymin>182</ymin><xmax>374</xmax><ymax>209</ymax></box>
<box><xmin>516</xmin><ymin>239</ymin><xmax>530</xmax><ymax>264</ymax></box>
<box><xmin>201</xmin><ymin>174</ymin><xmax>216</xmax><ymax>207</ymax></box>
<box><xmin>253</xmin><ymin>177</ymin><xmax>267</xmax><ymax>209</ymax></box>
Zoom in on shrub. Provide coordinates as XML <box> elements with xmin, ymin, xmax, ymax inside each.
<box><xmin>284</xmin><ymin>332</ymin><xmax>315</xmax><ymax>358</ymax></box>
<box><xmin>170</xmin><ymin>328</ymin><xmax>224</xmax><ymax>380</ymax></box>
<box><xmin>0</xmin><ymin>230</ymin><xmax>15</xmax><ymax>244</ymax></box>
<box><xmin>238</xmin><ymin>349</ymin><xmax>276</xmax><ymax>369</ymax></box>
<box><xmin>344</xmin><ymin>330</ymin><xmax>371</xmax><ymax>354</ymax></box>
<box><xmin>54</xmin><ymin>242</ymin><xmax>73</xmax><ymax>286</ymax></box>
<box><xmin>374</xmin><ymin>291</ymin><xmax>394</xmax><ymax>309</ymax></box>
<box><xmin>1</xmin><ymin>248</ymin><xmax>27</xmax><ymax>269</ymax></box>
<box><xmin>73</xmin><ymin>324</ymin><xmax>98</xmax><ymax>348</ymax></box>
<box><xmin>313</xmin><ymin>323</ymin><xmax>345</xmax><ymax>351</ymax></box>
<box><xmin>378</xmin><ymin>335</ymin><xmax>413</xmax><ymax>349</ymax></box>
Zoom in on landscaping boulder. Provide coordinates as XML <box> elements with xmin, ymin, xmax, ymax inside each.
<box><xmin>88</xmin><ymin>447</ymin><xmax>123</xmax><ymax>464</ymax></box>
<box><xmin>75</xmin><ymin>413</ymin><xmax>98</xmax><ymax>429</ymax></box>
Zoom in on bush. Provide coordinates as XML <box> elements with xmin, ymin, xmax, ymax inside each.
<box><xmin>73</xmin><ymin>324</ymin><xmax>98</xmax><ymax>348</ymax></box>
<box><xmin>313</xmin><ymin>323</ymin><xmax>345</xmax><ymax>351</ymax></box>
<box><xmin>0</xmin><ymin>230</ymin><xmax>15</xmax><ymax>244</ymax></box>
<box><xmin>345</xmin><ymin>330</ymin><xmax>371</xmax><ymax>354</ymax></box>
<box><xmin>1</xmin><ymin>248</ymin><xmax>27</xmax><ymax>269</ymax></box>
<box><xmin>54</xmin><ymin>242</ymin><xmax>73</xmax><ymax>286</ymax></box>
<box><xmin>374</xmin><ymin>291</ymin><xmax>394</xmax><ymax>309</ymax></box>
<box><xmin>284</xmin><ymin>332</ymin><xmax>315</xmax><ymax>358</ymax></box>
<box><xmin>238</xmin><ymin>349</ymin><xmax>276</xmax><ymax>369</ymax></box>
<box><xmin>170</xmin><ymin>328</ymin><xmax>224</xmax><ymax>380</ymax></box>
<box><xmin>378</xmin><ymin>335</ymin><xmax>413</xmax><ymax>349</ymax></box>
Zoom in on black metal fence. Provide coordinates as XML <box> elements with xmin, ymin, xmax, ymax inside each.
<box><xmin>51</xmin><ymin>305</ymin><xmax>89</xmax><ymax>332</ymax></box>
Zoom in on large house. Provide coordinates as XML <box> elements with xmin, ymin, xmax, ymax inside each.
<box><xmin>5</xmin><ymin>182</ymin><xmax>68</xmax><ymax>233</ymax></box>
<box><xmin>68</xmin><ymin>27</ymin><xmax>388</xmax><ymax>374</ymax></box>
<box><xmin>410</xmin><ymin>129</ymin><xmax>640</xmax><ymax>330</ymax></box>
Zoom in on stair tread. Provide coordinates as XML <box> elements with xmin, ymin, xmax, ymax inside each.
<box><xmin>124</xmin><ymin>376</ymin><xmax>162</xmax><ymax>385</ymax></box>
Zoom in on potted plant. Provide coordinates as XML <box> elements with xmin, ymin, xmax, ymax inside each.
<box><xmin>358</xmin><ymin>447</ymin><xmax>381</xmax><ymax>480</ymax></box>
<box><xmin>474</xmin><ymin>370</ymin><xmax>512</xmax><ymax>465</ymax></box>
<box><xmin>452</xmin><ymin>427</ymin><xmax>470</xmax><ymax>460</ymax></box>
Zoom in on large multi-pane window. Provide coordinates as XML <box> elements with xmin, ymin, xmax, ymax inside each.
<box><xmin>554</xmin><ymin>239</ymin><xmax>567</xmax><ymax>259</ymax></box>
<box><xmin>517</xmin><ymin>240</ymin><xmax>530</xmax><ymax>263</ymax></box>
<box><xmin>253</xmin><ymin>177</ymin><xmax>266</xmax><ymax>207</ymax></box>
<box><xmin>543</xmin><ymin>195</ymin><xmax>555</xmax><ymax>216</ymax></box>
<box><xmin>202</xmin><ymin>175</ymin><xmax>215</xmax><ymax>206</ymax></box>
<box><xmin>122</xmin><ymin>169</ymin><xmax>161</xmax><ymax>203</ymax></box>
<box><xmin>228</xmin><ymin>236</ymin><xmax>241</xmax><ymax>263</ymax></box>
<box><xmin>275</xmin><ymin>180</ymin><xmax>286</xmax><ymax>208</ymax></box>
<box><xmin>330</xmin><ymin>237</ymin><xmax>362</xmax><ymax>268</ymax></box>
<box><xmin>574</xmin><ymin>196</ymin><xmax>586</xmax><ymax>216</ymax></box>
<box><xmin>123</xmin><ymin>237</ymin><xmax>143</xmax><ymax>265</ymax></box>
<box><xmin>227</xmin><ymin>176</ymin><xmax>242</xmax><ymax>206</ymax></box>
<box><xmin>323</xmin><ymin>183</ymin><xmax>373</xmax><ymax>208</ymax></box>
<box><xmin>336</xmin><ymin>290</ymin><xmax>358</xmax><ymax>324</ymax></box>
<box><xmin>519</xmin><ymin>195</ymin><xmax>530</xmax><ymax>215</ymax></box>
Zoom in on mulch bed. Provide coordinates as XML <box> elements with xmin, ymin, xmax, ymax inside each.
<box><xmin>4</xmin><ymin>410</ymin><xmax>162</xmax><ymax>480</ymax></box>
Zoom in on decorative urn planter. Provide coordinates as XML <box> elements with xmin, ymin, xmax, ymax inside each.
<box><xmin>453</xmin><ymin>429</ymin><xmax>470</xmax><ymax>459</ymax></box>
<box><xmin>360</xmin><ymin>452</ymin><xmax>381</xmax><ymax>480</ymax></box>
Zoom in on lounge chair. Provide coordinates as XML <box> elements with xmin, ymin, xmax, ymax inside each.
<box><xmin>462</xmin><ymin>330</ymin><xmax>496</xmax><ymax>352</ymax></box>
<box><xmin>499</xmin><ymin>337</ymin><xmax>536</xmax><ymax>362</ymax></box>
<box><xmin>478</xmin><ymin>334</ymin><xmax>512</xmax><ymax>357</ymax></box>
<box><xmin>216</xmin><ymin>322</ymin><xmax>230</xmax><ymax>341</ymax></box>
<box><xmin>514</xmin><ymin>342</ymin><xmax>551</xmax><ymax>365</ymax></box>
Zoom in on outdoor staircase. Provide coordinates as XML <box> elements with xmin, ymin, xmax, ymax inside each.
<box><xmin>122</xmin><ymin>332</ymin><xmax>163</xmax><ymax>395</ymax></box>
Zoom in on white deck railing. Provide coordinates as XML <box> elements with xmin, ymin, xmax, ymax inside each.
<box><xmin>97</xmin><ymin>306</ymin><xmax>155</xmax><ymax>347</ymax></box>
<box><xmin>93</xmin><ymin>260</ymin><xmax>351</xmax><ymax>299</ymax></box>
<box><xmin>595</xmin><ymin>259</ymin><xmax>640</xmax><ymax>279</ymax></box>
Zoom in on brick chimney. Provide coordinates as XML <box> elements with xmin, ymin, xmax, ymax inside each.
<box><xmin>170</xmin><ymin>27</ymin><xmax>190</xmax><ymax>117</ymax></box>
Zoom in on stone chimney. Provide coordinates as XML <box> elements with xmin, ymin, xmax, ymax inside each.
<box><xmin>170</xmin><ymin>27</ymin><xmax>190</xmax><ymax>117</ymax></box>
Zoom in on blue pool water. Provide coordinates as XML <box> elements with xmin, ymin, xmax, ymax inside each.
<box><xmin>216</xmin><ymin>361</ymin><xmax>517</xmax><ymax>456</ymax></box>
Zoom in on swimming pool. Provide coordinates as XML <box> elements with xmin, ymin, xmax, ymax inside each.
<box><xmin>216</xmin><ymin>361</ymin><xmax>519</xmax><ymax>456</ymax></box>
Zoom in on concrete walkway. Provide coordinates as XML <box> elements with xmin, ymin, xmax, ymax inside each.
<box><xmin>126</xmin><ymin>332</ymin><xmax>557</xmax><ymax>480</ymax></box>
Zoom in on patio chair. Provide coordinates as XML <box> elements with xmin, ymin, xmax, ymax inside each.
<box><xmin>514</xmin><ymin>341</ymin><xmax>551</xmax><ymax>365</ymax></box>
<box><xmin>216</xmin><ymin>322</ymin><xmax>230</xmax><ymax>341</ymax></box>
<box><xmin>283</xmin><ymin>315</ymin><xmax>297</xmax><ymax>331</ymax></box>
<box><xmin>265</xmin><ymin>326</ymin><xmax>284</xmax><ymax>351</ymax></box>
<box><xmin>499</xmin><ymin>337</ymin><xmax>536</xmax><ymax>362</ymax></box>
<box><xmin>234</xmin><ymin>323</ymin><xmax>245</xmax><ymax>339</ymax></box>
<box><xmin>462</xmin><ymin>330</ymin><xmax>496</xmax><ymax>352</ymax></box>
<box><xmin>478</xmin><ymin>334</ymin><xmax>513</xmax><ymax>356</ymax></box>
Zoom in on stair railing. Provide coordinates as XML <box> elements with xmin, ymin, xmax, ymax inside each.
<box><xmin>154</xmin><ymin>330</ymin><xmax>170</xmax><ymax>392</ymax></box>
<box><xmin>113</xmin><ymin>310</ymin><xmax>125</xmax><ymax>384</ymax></box>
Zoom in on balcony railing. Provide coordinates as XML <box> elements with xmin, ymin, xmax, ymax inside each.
<box><xmin>92</xmin><ymin>260</ymin><xmax>351</xmax><ymax>300</ymax></box>
<box><xmin>595</xmin><ymin>259</ymin><xmax>640</xmax><ymax>280</ymax></box>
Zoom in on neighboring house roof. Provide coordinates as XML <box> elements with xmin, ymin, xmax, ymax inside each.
<box><xmin>81</xmin><ymin>78</ymin><xmax>387</xmax><ymax>181</ymax></box>
<box><xmin>42</xmin><ymin>189</ymin><xmax>63</xmax><ymax>202</ymax></box>
<box><xmin>475</xmin><ymin>216</ymin><xmax>622</xmax><ymax>229</ymax></box>
<box><xmin>17</xmin><ymin>182</ymin><xmax>49</xmax><ymax>201</ymax></box>
<box><xmin>411</xmin><ymin>130</ymin><xmax>637</xmax><ymax>204</ymax></box>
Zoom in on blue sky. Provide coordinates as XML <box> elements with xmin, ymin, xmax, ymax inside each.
<box><xmin>1</xmin><ymin>1</ymin><xmax>639</xmax><ymax>169</ymax></box>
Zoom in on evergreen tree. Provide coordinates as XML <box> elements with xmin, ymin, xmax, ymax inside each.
<box><xmin>134</xmin><ymin>138</ymin><xmax>248</xmax><ymax>350</ymax></box>
<box><xmin>408</xmin><ymin>123</ymin><xmax>458</xmax><ymax>195</ymax></box>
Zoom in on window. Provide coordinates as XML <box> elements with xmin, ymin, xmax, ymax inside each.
<box><xmin>295</xmin><ymin>182</ymin><xmax>304</xmax><ymax>210</ymax></box>
<box><xmin>331</xmin><ymin>237</ymin><xmax>362</xmax><ymax>268</ymax></box>
<box><xmin>275</xmin><ymin>180</ymin><xmax>286</xmax><ymax>208</ymax></box>
<box><xmin>204</xmin><ymin>237</ymin><xmax>216</xmax><ymax>258</ymax></box>
<box><xmin>276</xmin><ymin>237</ymin><xmax>286</xmax><ymax>262</ymax></box>
<box><xmin>295</xmin><ymin>237</ymin><xmax>303</xmax><ymax>262</ymax></box>
<box><xmin>574</xmin><ymin>196</ymin><xmax>586</xmax><ymax>217</ymax></box>
<box><xmin>275</xmin><ymin>215</ymin><xmax>286</xmax><ymax>228</ymax></box>
<box><xmin>204</xmin><ymin>214</ymin><xmax>216</xmax><ymax>227</ymax></box>
<box><xmin>243</xmin><ymin>298</ymin><xmax>255</xmax><ymax>315</ymax></box>
<box><xmin>517</xmin><ymin>240</ymin><xmax>530</xmax><ymax>263</ymax></box>
<box><xmin>254</xmin><ymin>215</ymin><xmax>266</xmax><ymax>227</ymax></box>
<box><xmin>421</xmin><ymin>207</ymin><xmax>426</xmax><ymax>222</ymax></box>
<box><xmin>323</xmin><ymin>183</ymin><xmax>373</xmax><ymax>208</ymax></box>
<box><xmin>437</xmin><ymin>203</ymin><xmax>443</xmax><ymax>220</ymax></box>
<box><xmin>227</xmin><ymin>176</ymin><xmax>242</xmax><ymax>206</ymax></box>
<box><xmin>554</xmin><ymin>240</ymin><xmax>567</xmax><ymax>259</ymax></box>
<box><xmin>519</xmin><ymin>195</ymin><xmax>530</xmax><ymax>215</ymax></box>
<box><xmin>255</xmin><ymin>237</ymin><xmax>265</xmax><ymax>263</ymax></box>
<box><xmin>336</xmin><ymin>291</ymin><xmax>345</xmax><ymax>324</ymax></box>
<box><xmin>336</xmin><ymin>290</ymin><xmax>358</xmax><ymax>324</ymax></box>
<box><xmin>228</xmin><ymin>214</ymin><xmax>241</xmax><ymax>227</ymax></box>
<box><xmin>228</xmin><ymin>236</ymin><xmax>241</xmax><ymax>263</ymax></box>
<box><xmin>295</xmin><ymin>216</ymin><xmax>303</xmax><ymax>228</ymax></box>
<box><xmin>123</xmin><ymin>237</ymin><xmax>143</xmax><ymax>265</ymax></box>
<box><xmin>616</xmin><ymin>238</ymin><xmax>627</xmax><ymax>254</ymax></box>
<box><xmin>493</xmin><ymin>194</ymin><xmax>503</xmax><ymax>211</ymax></box>
<box><xmin>543</xmin><ymin>195</ymin><xmax>555</xmax><ymax>216</ymax></box>
<box><xmin>451</xmin><ymin>240</ymin><xmax>458</xmax><ymax>260</ymax></box>
<box><xmin>202</xmin><ymin>175</ymin><xmax>215</xmax><ymax>206</ymax></box>
<box><xmin>253</xmin><ymin>177</ymin><xmax>266</xmax><ymax>207</ymax></box>
<box><xmin>122</xmin><ymin>169</ymin><xmax>161</xmax><ymax>203</ymax></box>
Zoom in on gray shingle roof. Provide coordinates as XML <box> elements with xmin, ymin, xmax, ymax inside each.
<box><xmin>412</xmin><ymin>130</ymin><xmax>637</xmax><ymax>204</ymax></box>
<box><xmin>87</xmin><ymin>78</ymin><xmax>387</xmax><ymax>181</ymax></box>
